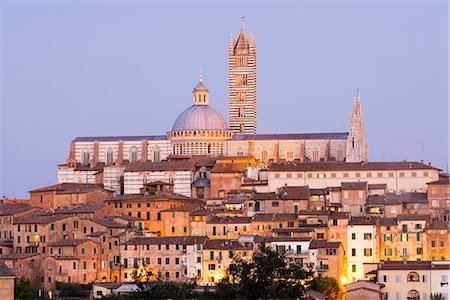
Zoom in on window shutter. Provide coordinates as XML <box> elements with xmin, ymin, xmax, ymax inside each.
<box><xmin>406</xmin><ymin>234</ymin><xmax>409</xmax><ymax>241</ymax></box>
<box><xmin>400</xmin><ymin>234</ymin><xmax>403</xmax><ymax>242</ymax></box>
<box><xmin>384</xmin><ymin>234</ymin><xmax>386</xmax><ymax>242</ymax></box>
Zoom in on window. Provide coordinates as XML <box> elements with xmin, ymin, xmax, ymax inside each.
<box><xmin>208</xmin><ymin>264</ymin><xmax>216</xmax><ymax>270</ymax></box>
<box><xmin>272</xmin><ymin>201</ymin><xmax>279</xmax><ymax>207</ymax></box>
<box><xmin>312</xmin><ymin>145</ymin><xmax>320</xmax><ymax>162</ymax></box>
<box><xmin>364</xmin><ymin>233</ymin><xmax>372</xmax><ymax>240</ymax></box>
<box><xmin>384</xmin><ymin>248</ymin><xmax>393</xmax><ymax>256</ymax></box>
<box><xmin>209</xmin><ymin>251</ymin><xmax>214</xmax><ymax>260</ymax></box>
<box><xmin>355</xmin><ymin>173</ymin><xmax>361</xmax><ymax>178</ymax></box>
<box><xmin>423</xmin><ymin>172</ymin><xmax>429</xmax><ymax>177</ymax></box>
<box><xmin>440</xmin><ymin>240</ymin><xmax>445</xmax><ymax>248</ymax></box>
<box><xmin>153</xmin><ymin>146</ymin><xmax>160</xmax><ymax>162</ymax></box>
<box><xmin>343</xmin><ymin>173</ymin><xmax>349</xmax><ymax>178</ymax></box>
<box><xmin>351</xmin><ymin>265</ymin><xmax>356</xmax><ymax>272</ymax></box>
<box><xmin>364</xmin><ymin>248</ymin><xmax>372</xmax><ymax>256</ymax></box>
<box><xmin>157</xmin><ymin>258</ymin><xmax>162</xmax><ymax>265</ymax></box>
<box><xmin>351</xmin><ymin>233</ymin><xmax>356</xmax><ymax>240</ymax></box>
<box><xmin>165</xmin><ymin>258</ymin><xmax>170</xmax><ymax>265</ymax></box>
<box><xmin>106</xmin><ymin>148</ymin><xmax>114</xmax><ymax>165</ymax></box>
<box><xmin>399</xmin><ymin>172</ymin><xmax>405</xmax><ymax>177</ymax></box>
<box><xmin>82</xmin><ymin>148</ymin><xmax>90</xmax><ymax>165</ymax></box>
<box><xmin>377</xmin><ymin>172</ymin><xmax>383</xmax><ymax>177</ymax></box>
<box><xmin>432</xmin><ymin>240</ymin><xmax>436</xmax><ymax>248</ymax></box>
<box><xmin>388</xmin><ymin>172</ymin><xmax>394</xmax><ymax>177</ymax></box>
<box><xmin>129</xmin><ymin>146</ymin><xmax>138</xmax><ymax>163</ymax></box>
<box><xmin>416</xmin><ymin>247</ymin><xmax>423</xmax><ymax>255</ymax></box>
<box><xmin>351</xmin><ymin>248</ymin><xmax>356</xmax><ymax>256</ymax></box>
<box><xmin>81</xmin><ymin>248</ymin><xmax>85</xmax><ymax>255</ymax></box>
<box><xmin>175</xmin><ymin>258</ymin><xmax>180</xmax><ymax>265</ymax></box>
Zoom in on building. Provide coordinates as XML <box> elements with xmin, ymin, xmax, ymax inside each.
<box><xmin>0</xmin><ymin>261</ymin><xmax>14</xmax><ymax>300</ymax></box>
<box><xmin>378</xmin><ymin>260</ymin><xmax>450</xmax><ymax>300</ymax></box>
<box><xmin>56</xmin><ymin>22</ymin><xmax>369</xmax><ymax>196</ymax></box>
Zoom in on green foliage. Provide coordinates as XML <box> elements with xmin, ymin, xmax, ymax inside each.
<box><xmin>431</xmin><ymin>293</ymin><xmax>445</xmax><ymax>300</ymax></box>
<box><xmin>310</xmin><ymin>277</ymin><xmax>340</xmax><ymax>300</ymax></box>
<box><xmin>223</xmin><ymin>243</ymin><xmax>314</xmax><ymax>299</ymax></box>
<box><xmin>58</xmin><ymin>282</ymin><xmax>89</xmax><ymax>297</ymax></box>
<box><xmin>130</xmin><ymin>263</ymin><xmax>154</xmax><ymax>292</ymax></box>
<box><xmin>15</xmin><ymin>277</ymin><xmax>36</xmax><ymax>300</ymax></box>
<box><xmin>100</xmin><ymin>294</ymin><xmax>127</xmax><ymax>300</ymax></box>
<box><xmin>129</xmin><ymin>280</ymin><xmax>194</xmax><ymax>300</ymax></box>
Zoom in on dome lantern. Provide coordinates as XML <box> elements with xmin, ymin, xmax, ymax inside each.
<box><xmin>193</xmin><ymin>71</ymin><xmax>209</xmax><ymax>105</ymax></box>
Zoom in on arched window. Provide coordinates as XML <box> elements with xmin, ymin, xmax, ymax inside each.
<box><xmin>312</xmin><ymin>145</ymin><xmax>320</xmax><ymax>162</ymax></box>
<box><xmin>82</xmin><ymin>148</ymin><xmax>90</xmax><ymax>165</ymax></box>
<box><xmin>153</xmin><ymin>146</ymin><xmax>160</xmax><ymax>162</ymax></box>
<box><xmin>286</xmin><ymin>146</ymin><xmax>294</xmax><ymax>162</ymax></box>
<box><xmin>106</xmin><ymin>148</ymin><xmax>114</xmax><ymax>165</ymax></box>
<box><xmin>261</xmin><ymin>150</ymin><xmax>268</xmax><ymax>163</ymax></box>
<box><xmin>407</xmin><ymin>290</ymin><xmax>420</xmax><ymax>300</ymax></box>
<box><xmin>129</xmin><ymin>146</ymin><xmax>138</xmax><ymax>163</ymax></box>
<box><xmin>336</xmin><ymin>145</ymin><xmax>345</xmax><ymax>161</ymax></box>
<box><xmin>407</xmin><ymin>272</ymin><xmax>420</xmax><ymax>282</ymax></box>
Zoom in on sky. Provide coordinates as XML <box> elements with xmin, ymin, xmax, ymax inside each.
<box><xmin>0</xmin><ymin>0</ymin><xmax>448</xmax><ymax>198</ymax></box>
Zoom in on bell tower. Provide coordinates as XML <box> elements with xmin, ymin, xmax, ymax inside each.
<box><xmin>346</xmin><ymin>89</ymin><xmax>369</xmax><ymax>162</ymax></box>
<box><xmin>229</xmin><ymin>21</ymin><xmax>257</xmax><ymax>134</ymax></box>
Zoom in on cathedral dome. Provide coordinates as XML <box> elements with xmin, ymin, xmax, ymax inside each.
<box><xmin>171</xmin><ymin>105</ymin><xmax>228</xmax><ymax>131</ymax></box>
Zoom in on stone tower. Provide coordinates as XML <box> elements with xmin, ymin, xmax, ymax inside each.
<box><xmin>346</xmin><ymin>89</ymin><xmax>369</xmax><ymax>162</ymax></box>
<box><xmin>229</xmin><ymin>22</ymin><xmax>257</xmax><ymax>134</ymax></box>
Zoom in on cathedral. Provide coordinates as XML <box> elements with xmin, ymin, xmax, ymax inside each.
<box><xmin>58</xmin><ymin>22</ymin><xmax>368</xmax><ymax>194</ymax></box>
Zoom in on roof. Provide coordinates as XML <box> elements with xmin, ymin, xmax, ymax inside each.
<box><xmin>426</xmin><ymin>174</ymin><xmax>449</xmax><ymax>185</ymax></box>
<box><xmin>368</xmin><ymin>183</ymin><xmax>387</xmax><ymax>190</ymax></box>
<box><xmin>125</xmin><ymin>160</ymin><xmax>194</xmax><ymax>172</ymax></box>
<box><xmin>426</xmin><ymin>221</ymin><xmax>449</xmax><ymax>231</ymax></box>
<box><xmin>310</xmin><ymin>240</ymin><xmax>341</xmax><ymax>249</ymax></box>
<box><xmin>0</xmin><ymin>203</ymin><xmax>35</xmax><ymax>216</ymax></box>
<box><xmin>269</xmin><ymin>161</ymin><xmax>440</xmax><ymax>172</ymax></box>
<box><xmin>379</xmin><ymin>218</ymin><xmax>398</xmax><ymax>226</ymax></box>
<box><xmin>255</xmin><ymin>236</ymin><xmax>312</xmax><ymax>243</ymax></box>
<box><xmin>124</xmin><ymin>236</ymin><xmax>207</xmax><ymax>246</ymax></box>
<box><xmin>172</xmin><ymin>105</ymin><xmax>228</xmax><ymax>131</ymax></box>
<box><xmin>211</xmin><ymin>163</ymin><xmax>247</xmax><ymax>173</ymax></box>
<box><xmin>341</xmin><ymin>182</ymin><xmax>368</xmax><ymax>190</ymax></box>
<box><xmin>307</xmin><ymin>290</ymin><xmax>327</xmax><ymax>300</ymax></box>
<box><xmin>253</xmin><ymin>213</ymin><xmax>298</xmax><ymax>222</ymax></box>
<box><xmin>232</xmin><ymin>132</ymin><xmax>348</xmax><ymax>141</ymax></box>
<box><xmin>252</xmin><ymin>192</ymin><xmax>277</xmax><ymax>200</ymax></box>
<box><xmin>93</xmin><ymin>282</ymin><xmax>122</xmax><ymax>289</ymax></box>
<box><xmin>378</xmin><ymin>261</ymin><xmax>450</xmax><ymax>271</ymax></box>
<box><xmin>40</xmin><ymin>203</ymin><xmax>108</xmax><ymax>215</ymax></box>
<box><xmin>89</xmin><ymin>217</ymin><xmax>129</xmax><ymax>228</ymax></box>
<box><xmin>0</xmin><ymin>261</ymin><xmax>13</xmax><ymax>277</ymax></box>
<box><xmin>345</xmin><ymin>281</ymin><xmax>381</xmax><ymax>293</ymax></box>
<box><xmin>203</xmin><ymin>239</ymin><xmax>253</xmax><ymax>250</ymax></box>
<box><xmin>15</xmin><ymin>215</ymin><xmax>70</xmax><ymax>224</ymax></box>
<box><xmin>329</xmin><ymin>211</ymin><xmax>350</xmax><ymax>219</ymax></box>
<box><xmin>48</xmin><ymin>239</ymin><xmax>92</xmax><ymax>247</ymax></box>
<box><xmin>207</xmin><ymin>216</ymin><xmax>252</xmax><ymax>224</ymax></box>
<box><xmin>72</xmin><ymin>135</ymin><xmax>167</xmax><ymax>142</ymax></box>
<box><xmin>397</xmin><ymin>214</ymin><xmax>430</xmax><ymax>221</ymax></box>
<box><xmin>278</xmin><ymin>186</ymin><xmax>310</xmax><ymax>199</ymax></box>
<box><xmin>29</xmin><ymin>183</ymin><xmax>108</xmax><ymax>194</ymax></box>
<box><xmin>349</xmin><ymin>216</ymin><xmax>378</xmax><ymax>225</ymax></box>
<box><xmin>386</xmin><ymin>192</ymin><xmax>428</xmax><ymax>204</ymax></box>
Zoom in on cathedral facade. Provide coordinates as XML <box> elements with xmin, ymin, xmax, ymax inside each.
<box><xmin>58</xmin><ymin>23</ymin><xmax>368</xmax><ymax>194</ymax></box>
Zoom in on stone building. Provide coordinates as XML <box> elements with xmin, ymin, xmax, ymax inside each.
<box><xmin>56</xmin><ymin>22</ymin><xmax>369</xmax><ymax>196</ymax></box>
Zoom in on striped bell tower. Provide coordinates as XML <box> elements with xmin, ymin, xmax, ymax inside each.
<box><xmin>229</xmin><ymin>21</ymin><xmax>257</xmax><ymax>134</ymax></box>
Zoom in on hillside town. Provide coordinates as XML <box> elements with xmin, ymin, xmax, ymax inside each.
<box><xmin>1</xmin><ymin>20</ymin><xmax>448</xmax><ymax>300</ymax></box>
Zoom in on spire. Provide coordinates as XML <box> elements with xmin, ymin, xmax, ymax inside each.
<box><xmin>234</xmin><ymin>17</ymin><xmax>249</xmax><ymax>51</ymax></box>
<box><xmin>193</xmin><ymin>72</ymin><xmax>209</xmax><ymax>105</ymax></box>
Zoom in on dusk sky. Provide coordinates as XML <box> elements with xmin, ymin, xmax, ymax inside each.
<box><xmin>1</xmin><ymin>0</ymin><xmax>448</xmax><ymax>198</ymax></box>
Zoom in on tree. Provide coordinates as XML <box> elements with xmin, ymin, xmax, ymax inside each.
<box><xmin>14</xmin><ymin>277</ymin><xmax>36</xmax><ymax>300</ymax></box>
<box><xmin>310</xmin><ymin>277</ymin><xmax>340</xmax><ymax>300</ymax></box>
<box><xmin>224</xmin><ymin>243</ymin><xmax>314</xmax><ymax>299</ymax></box>
<box><xmin>431</xmin><ymin>293</ymin><xmax>445</xmax><ymax>300</ymax></box>
<box><xmin>130</xmin><ymin>263</ymin><xmax>154</xmax><ymax>292</ymax></box>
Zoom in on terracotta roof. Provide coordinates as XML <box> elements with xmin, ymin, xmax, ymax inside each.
<box><xmin>368</xmin><ymin>184</ymin><xmax>387</xmax><ymax>190</ymax></box>
<box><xmin>125</xmin><ymin>161</ymin><xmax>194</xmax><ymax>172</ymax></box>
<box><xmin>397</xmin><ymin>214</ymin><xmax>430</xmax><ymax>221</ymax></box>
<box><xmin>345</xmin><ymin>281</ymin><xmax>380</xmax><ymax>293</ymax></box>
<box><xmin>73</xmin><ymin>135</ymin><xmax>167</xmax><ymax>142</ymax></box>
<box><xmin>427</xmin><ymin>176</ymin><xmax>450</xmax><ymax>185</ymax></box>
<box><xmin>379</xmin><ymin>218</ymin><xmax>397</xmax><ymax>226</ymax></box>
<box><xmin>40</xmin><ymin>203</ymin><xmax>108</xmax><ymax>215</ymax></box>
<box><xmin>378</xmin><ymin>261</ymin><xmax>450</xmax><ymax>270</ymax></box>
<box><xmin>366</xmin><ymin>195</ymin><xmax>386</xmax><ymax>206</ymax></box>
<box><xmin>253</xmin><ymin>213</ymin><xmax>298</xmax><ymax>222</ymax></box>
<box><xmin>0</xmin><ymin>261</ymin><xmax>13</xmax><ymax>277</ymax></box>
<box><xmin>255</xmin><ymin>236</ymin><xmax>312</xmax><ymax>243</ymax></box>
<box><xmin>203</xmin><ymin>239</ymin><xmax>253</xmax><ymax>250</ymax></box>
<box><xmin>386</xmin><ymin>192</ymin><xmax>428</xmax><ymax>204</ymax></box>
<box><xmin>309</xmin><ymin>189</ymin><xmax>328</xmax><ymax>196</ymax></box>
<box><xmin>269</xmin><ymin>161</ymin><xmax>440</xmax><ymax>171</ymax></box>
<box><xmin>211</xmin><ymin>163</ymin><xmax>247</xmax><ymax>173</ymax></box>
<box><xmin>48</xmin><ymin>239</ymin><xmax>92</xmax><ymax>247</ymax></box>
<box><xmin>252</xmin><ymin>192</ymin><xmax>277</xmax><ymax>200</ymax></box>
<box><xmin>90</xmin><ymin>217</ymin><xmax>129</xmax><ymax>228</ymax></box>
<box><xmin>349</xmin><ymin>216</ymin><xmax>378</xmax><ymax>225</ymax></box>
<box><xmin>29</xmin><ymin>183</ymin><xmax>108</xmax><ymax>194</ymax></box>
<box><xmin>15</xmin><ymin>215</ymin><xmax>70</xmax><ymax>224</ymax></box>
<box><xmin>426</xmin><ymin>221</ymin><xmax>449</xmax><ymax>231</ymax></box>
<box><xmin>341</xmin><ymin>182</ymin><xmax>368</xmax><ymax>190</ymax></box>
<box><xmin>0</xmin><ymin>203</ymin><xmax>35</xmax><ymax>216</ymax></box>
<box><xmin>278</xmin><ymin>186</ymin><xmax>310</xmax><ymax>199</ymax></box>
<box><xmin>309</xmin><ymin>240</ymin><xmax>341</xmax><ymax>249</ymax></box>
<box><xmin>232</xmin><ymin>132</ymin><xmax>348</xmax><ymax>141</ymax></box>
<box><xmin>207</xmin><ymin>216</ymin><xmax>252</xmax><ymax>224</ymax></box>
<box><xmin>329</xmin><ymin>211</ymin><xmax>350</xmax><ymax>219</ymax></box>
<box><xmin>124</xmin><ymin>236</ymin><xmax>207</xmax><ymax>246</ymax></box>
